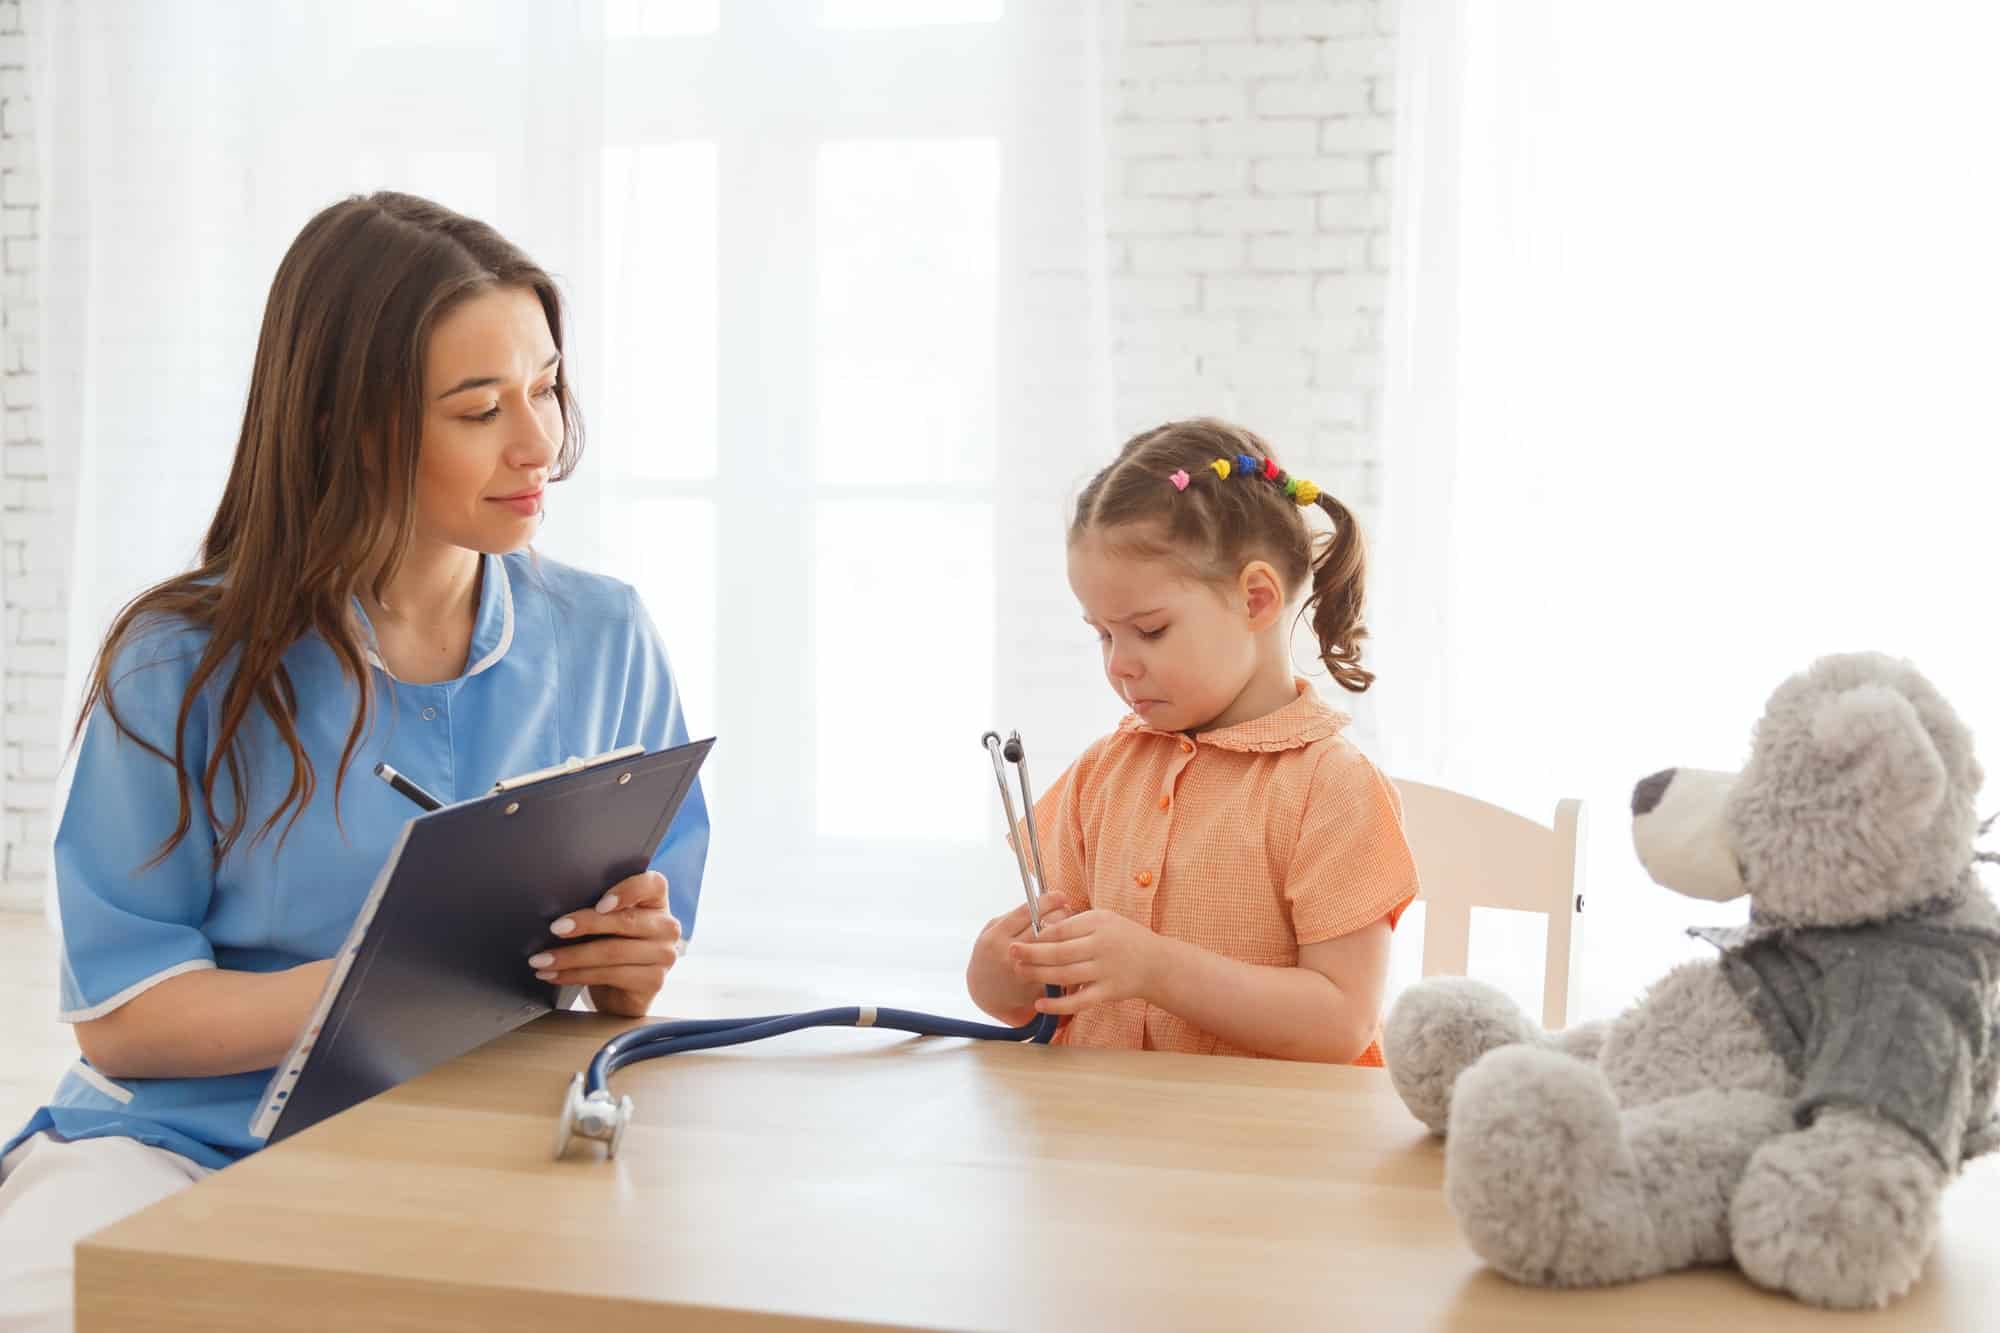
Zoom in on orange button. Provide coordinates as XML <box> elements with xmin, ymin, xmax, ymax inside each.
<box><xmin>1157</xmin><ymin>794</ymin><xmax>1171</xmax><ymax>811</ymax></box>
<box><xmin>1179</xmin><ymin>739</ymin><xmax>1194</xmax><ymax>753</ymax></box>
<box><xmin>1135</xmin><ymin>870</ymin><xmax>1154</xmax><ymax>887</ymax></box>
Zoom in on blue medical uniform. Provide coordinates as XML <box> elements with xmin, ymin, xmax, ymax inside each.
<box><xmin>3</xmin><ymin>552</ymin><xmax>709</xmax><ymax>1170</ymax></box>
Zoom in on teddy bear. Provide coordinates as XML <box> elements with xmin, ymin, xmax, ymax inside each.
<box><xmin>1381</xmin><ymin>651</ymin><xmax>2000</xmax><ymax>1308</ymax></box>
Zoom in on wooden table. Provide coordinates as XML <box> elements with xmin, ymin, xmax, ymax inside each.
<box><xmin>79</xmin><ymin>1011</ymin><xmax>2000</xmax><ymax>1331</ymax></box>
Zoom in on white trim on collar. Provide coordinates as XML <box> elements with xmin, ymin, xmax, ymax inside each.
<box><xmin>357</xmin><ymin>555</ymin><xmax>515</xmax><ymax>681</ymax></box>
<box><xmin>463</xmin><ymin>555</ymin><xmax>515</xmax><ymax>679</ymax></box>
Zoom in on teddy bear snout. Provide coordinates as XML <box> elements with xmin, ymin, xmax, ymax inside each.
<box><xmin>1630</xmin><ymin>767</ymin><xmax>1747</xmax><ymax>903</ymax></box>
<box><xmin>1632</xmin><ymin>769</ymin><xmax>1676</xmax><ymax>817</ymax></box>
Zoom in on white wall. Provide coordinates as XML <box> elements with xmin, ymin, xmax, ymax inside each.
<box><xmin>1105</xmin><ymin>0</ymin><xmax>1396</xmax><ymax>518</ymax></box>
<box><xmin>0</xmin><ymin>0</ymin><xmax>1408</xmax><ymax>914</ymax></box>
<box><xmin>0</xmin><ymin>0</ymin><xmax>59</xmax><ymax>913</ymax></box>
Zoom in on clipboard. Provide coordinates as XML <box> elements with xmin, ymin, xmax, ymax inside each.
<box><xmin>252</xmin><ymin>736</ymin><xmax>714</xmax><ymax>1146</ymax></box>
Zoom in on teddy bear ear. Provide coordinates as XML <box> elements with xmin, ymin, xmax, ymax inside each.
<box><xmin>1809</xmin><ymin>684</ymin><xmax>1947</xmax><ymax>832</ymax></box>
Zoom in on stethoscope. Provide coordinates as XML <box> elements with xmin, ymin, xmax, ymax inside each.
<box><xmin>554</xmin><ymin>730</ymin><xmax>1062</xmax><ymax>1161</ymax></box>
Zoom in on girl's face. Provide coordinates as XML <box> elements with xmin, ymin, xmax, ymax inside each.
<box><xmin>1068</xmin><ymin>530</ymin><xmax>1271</xmax><ymax>733</ymax></box>
<box><xmin>415</xmin><ymin>285</ymin><xmax>564</xmax><ymax>555</ymax></box>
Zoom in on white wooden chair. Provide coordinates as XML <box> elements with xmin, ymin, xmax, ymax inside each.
<box><xmin>1392</xmin><ymin>779</ymin><xmax>1586</xmax><ymax>1030</ymax></box>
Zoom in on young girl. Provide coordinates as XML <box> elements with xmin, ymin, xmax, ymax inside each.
<box><xmin>966</xmin><ymin>418</ymin><xmax>1417</xmax><ymax>1064</ymax></box>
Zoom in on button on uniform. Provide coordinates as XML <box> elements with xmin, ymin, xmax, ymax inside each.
<box><xmin>421</xmin><ymin>706</ymin><xmax>438</xmax><ymax>721</ymax></box>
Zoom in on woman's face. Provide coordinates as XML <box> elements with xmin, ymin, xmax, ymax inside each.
<box><xmin>416</xmin><ymin>285</ymin><xmax>564</xmax><ymax>555</ymax></box>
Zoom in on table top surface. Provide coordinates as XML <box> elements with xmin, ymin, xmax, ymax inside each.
<box><xmin>85</xmin><ymin>1011</ymin><xmax>2000</xmax><ymax>1332</ymax></box>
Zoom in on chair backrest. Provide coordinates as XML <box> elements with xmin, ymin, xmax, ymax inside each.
<box><xmin>1392</xmin><ymin>779</ymin><xmax>1586</xmax><ymax>1030</ymax></box>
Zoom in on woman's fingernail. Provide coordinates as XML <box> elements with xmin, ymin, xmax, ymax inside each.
<box><xmin>528</xmin><ymin>952</ymin><xmax>555</xmax><ymax>969</ymax></box>
<box><xmin>535</xmin><ymin>970</ymin><xmax>558</xmax><ymax>982</ymax></box>
<box><xmin>549</xmin><ymin>918</ymin><xmax>576</xmax><ymax>936</ymax></box>
<box><xmin>595</xmin><ymin>893</ymin><xmax>619</xmax><ymax>914</ymax></box>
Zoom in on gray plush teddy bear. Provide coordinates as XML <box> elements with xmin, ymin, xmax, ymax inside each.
<box><xmin>1382</xmin><ymin>652</ymin><xmax>2000</xmax><ymax>1308</ymax></box>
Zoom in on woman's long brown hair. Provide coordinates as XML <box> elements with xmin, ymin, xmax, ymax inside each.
<box><xmin>79</xmin><ymin>192</ymin><xmax>585</xmax><ymax>867</ymax></box>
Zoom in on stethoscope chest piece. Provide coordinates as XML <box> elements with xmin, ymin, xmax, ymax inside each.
<box><xmin>555</xmin><ymin>1071</ymin><xmax>634</xmax><ymax>1160</ymax></box>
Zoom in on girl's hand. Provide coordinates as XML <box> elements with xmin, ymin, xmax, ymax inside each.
<box><xmin>529</xmin><ymin>870</ymin><xmax>682</xmax><ymax>1017</ymax></box>
<box><xmin>1009</xmin><ymin>909</ymin><xmax>1166</xmax><ymax>1015</ymax></box>
<box><xmin>966</xmin><ymin>892</ymin><xmax>1073</xmax><ymax>1022</ymax></box>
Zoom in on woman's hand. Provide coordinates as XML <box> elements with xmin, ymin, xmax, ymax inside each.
<box><xmin>966</xmin><ymin>892</ymin><xmax>1073</xmax><ymax>1024</ymax></box>
<box><xmin>529</xmin><ymin>870</ymin><xmax>682</xmax><ymax>1017</ymax></box>
<box><xmin>1009</xmin><ymin>909</ymin><xmax>1166</xmax><ymax>1016</ymax></box>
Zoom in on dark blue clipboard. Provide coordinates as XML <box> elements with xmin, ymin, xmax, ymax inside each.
<box><xmin>253</xmin><ymin>737</ymin><xmax>714</xmax><ymax>1146</ymax></box>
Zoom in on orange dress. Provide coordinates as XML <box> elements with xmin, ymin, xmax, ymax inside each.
<box><xmin>1023</xmin><ymin>680</ymin><xmax>1418</xmax><ymax>1064</ymax></box>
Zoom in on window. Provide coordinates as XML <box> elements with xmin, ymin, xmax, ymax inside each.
<box><xmin>547</xmin><ymin>0</ymin><xmax>1043</xmax><ymax>955</ymax></box>
<box><xmin>59</xmin><ymin>0</ymin><xmax>1102</xmax><ymax>972</ymax></box>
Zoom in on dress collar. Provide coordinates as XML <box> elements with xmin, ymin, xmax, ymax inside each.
<box><xmin>352</xmin><ymin>552</ymin><xmax>515</xmax><ymax>682</ymax></box>
<box><xmin>1119</xmin><ymin>678</ymin><xmax>1349</xmax><ymax>753</ymax></box>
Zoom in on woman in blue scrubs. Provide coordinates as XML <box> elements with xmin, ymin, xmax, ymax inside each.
<box><xmin>0</xmin><ymin>191</ymin><xmax>710</xmax><ymax>1329</ymax></box>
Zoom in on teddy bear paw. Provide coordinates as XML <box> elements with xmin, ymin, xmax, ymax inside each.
<box><xmin>1731</xmin><ymin>1110</ymin><xmax>1943</xmax><ymax>1309</ymax></box>
<box><xmin>1444</xmin><ymin>1045</ymin><xmax>1655</xmax><ymax>1286</ymax></box>
<box><xmin>1383</xmin><ymin>977</ymin><xmax>1542</xmax><ymax>1136</ymax></box>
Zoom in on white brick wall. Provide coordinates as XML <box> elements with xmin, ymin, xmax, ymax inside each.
<box><xmin>0</xmin><ymin>0</ymin><xmax>53</xmax><ymax>913</ymax></box>
<box><xmin>1106</xmin><ymin>0</ymin><xmax>1397</xmax><ymax>517</ymax></box>
<box><xmin>0</xmin><ymin>0</ymin><xmax>1404</xmax><ymax>907</ymax></box>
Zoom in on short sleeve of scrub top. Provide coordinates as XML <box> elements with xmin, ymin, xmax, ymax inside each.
<box><xmin>53</xmin><ymin>617</ymin><xmax>223</xmax><ymax>1026</ymax></box>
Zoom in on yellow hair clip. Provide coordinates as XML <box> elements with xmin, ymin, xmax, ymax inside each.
<box><xmin>1209</xmin><ymin>458</ymin><xmax>1231</xmax><ymax>481</ymax></box>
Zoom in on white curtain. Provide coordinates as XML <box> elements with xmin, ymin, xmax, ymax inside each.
<box><xmin>41</xmin><ymin>0</ymin><xmax>1114</xmax><ymax>987</ymax></box>
<box><xmin>1375</xmin><ymin>0</ymin><xmax>2000</xmax><ymax>1023</ymax></box>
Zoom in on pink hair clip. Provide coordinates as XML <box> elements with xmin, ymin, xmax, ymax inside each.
<box><xmin>1168</xmin><ymin>469</ymin><xmax>1190</xmax><ymax>492</ymax></box>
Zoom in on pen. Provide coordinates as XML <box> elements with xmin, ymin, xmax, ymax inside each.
<box><xmin>373</xmin><ymin>762</ymin><xmax>444</xmax><ymax>812</ymax></box>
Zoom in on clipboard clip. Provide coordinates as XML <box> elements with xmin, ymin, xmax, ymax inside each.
<box><xmin>491</xmin><ymin>744</ymin><xmax>647</xmax><ymax>794</ymax></box>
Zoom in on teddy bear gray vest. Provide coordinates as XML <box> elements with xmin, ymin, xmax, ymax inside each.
<box><xmin>1693</xmin><ymin>876</ymin><xmax>2000</xmax><ymax>1171</ymax></box>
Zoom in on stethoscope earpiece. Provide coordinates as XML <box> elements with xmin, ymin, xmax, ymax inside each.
<box><xmin>982</xmin><ymin>729</ymin><xmax>1051</xmax><ymax>936</ymax></box>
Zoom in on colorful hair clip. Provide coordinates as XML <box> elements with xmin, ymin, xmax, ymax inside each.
<box><xmin>1194</xmin><ymin>446</ymin><xmax>1324</xmax><ymax>505</ymax></box>
<box><xmin>1169</xmin><ymin>469</ymin><xmax>1190</xmax><ymax>492</ymax></box>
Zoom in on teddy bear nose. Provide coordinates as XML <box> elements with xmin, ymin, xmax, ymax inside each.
<box><xmin>1632</xmin><ymin>768</ymin><xmax>1676</xmax><ymax>816</ymax></box>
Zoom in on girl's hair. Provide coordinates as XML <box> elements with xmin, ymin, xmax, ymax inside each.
<box><xmin>1069</xmin><ymin>417</ymin><xmax>1373</xmax><ymax>693</ymax></box>
<box><xmin>79</xmin><ymin>191</ymin><xmax>585</xmax><ymax>867</ymax></box>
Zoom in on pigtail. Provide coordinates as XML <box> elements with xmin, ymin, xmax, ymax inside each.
<box><xmin>1305</xmin><ymin>492</ymin><xmax>1373</xmax><ymax>693</ymax></box>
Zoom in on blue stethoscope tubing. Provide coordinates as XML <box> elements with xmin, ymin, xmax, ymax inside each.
<box><xmin>559</xmin><ymin>729</ymin><xmax>1062</xmax><ymax>1157</ymax></box>
<box><xmin>584</xmin><ymin>1002</ymin><xmax>1057</xmax><ymax>1098</ymax></box>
